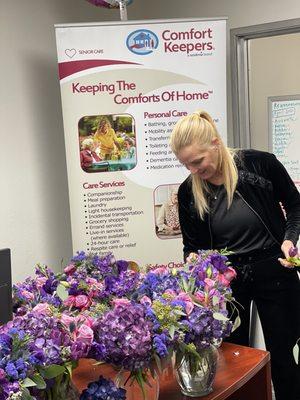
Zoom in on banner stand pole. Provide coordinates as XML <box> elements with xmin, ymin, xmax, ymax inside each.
<box><xmin>118</xmin><ymin>0</ymin><xmax>128</xmax><ymax>21</ymax></box>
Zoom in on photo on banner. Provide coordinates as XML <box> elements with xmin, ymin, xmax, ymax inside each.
<box><xmin>79</xmin><ymin>114</ymin><xmax>137</xmax><ymax>172</ymax></box>
<box><xmin>154</xmin><ymin>184</ymin><xmax>181</xmax><ymax>239</ymax></box>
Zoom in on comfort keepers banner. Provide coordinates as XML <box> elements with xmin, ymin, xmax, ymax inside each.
<box><xmin>55</xmin><ymin>18</ymin><xmax>227</xmax><ymax>267</ymax></box>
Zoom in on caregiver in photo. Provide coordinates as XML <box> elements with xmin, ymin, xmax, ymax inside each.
<box><xmin>170</xmin><ymin>110</ymin><xmax>300</xmax><ymax>400</ymax></box>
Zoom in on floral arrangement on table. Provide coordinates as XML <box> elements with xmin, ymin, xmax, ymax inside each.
<box><xmin>0</xmin><ymin>249</ymin><xmax>239</xmax><ymax>400</ymax></box>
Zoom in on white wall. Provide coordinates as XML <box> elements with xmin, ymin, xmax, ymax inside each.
<box><xmin>1</xmin><ymin>0</ymin><xmax>300</xmax><ymax>282</ymax></box>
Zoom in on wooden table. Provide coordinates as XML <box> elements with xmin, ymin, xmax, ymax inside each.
<box><xmin>72</xmin><ymin>343</ymin><xmax>272</xmax><ymax>400</ymax></box>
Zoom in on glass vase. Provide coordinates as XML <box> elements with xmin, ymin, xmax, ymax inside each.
<box><xmin>31</xmin><ymin>373</ymin><xmax>80</xmax><ymax>400</ymax></box>
<box><xmin>175</xmin><ymin>345</ymin><xmax>219</xmax><ymax>397</ymax></box>
<box><xmin>116</xmin><ymin>369</ymin><xmax>159</xmax><ymax>400</ymax></box>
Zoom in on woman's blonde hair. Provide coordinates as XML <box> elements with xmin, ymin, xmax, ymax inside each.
<box><xmin>97</xmin><ymin>117</ymin><xmax>111</xmax><ymax>132</ymax></box>
<box><xmin>170</xmin><ymin>110</ymin><xmax>238</xmax><ymax>219</ymax></box>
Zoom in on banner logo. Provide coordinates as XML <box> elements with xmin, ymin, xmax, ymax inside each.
<box><xmin>126</xmin><ymin>29</ymin><xmax>159</xmax><ymax>55</ymax></box>
<box><xmin>65</xmin><ymin>48</ymin><xmax>77</xmax><ymax>58</ymax></box>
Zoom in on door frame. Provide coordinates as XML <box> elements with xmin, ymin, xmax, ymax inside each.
<box><xmin>230</xmin><ymin>18</ymin><xmax>300</xmax><ymax>147</ymax></box>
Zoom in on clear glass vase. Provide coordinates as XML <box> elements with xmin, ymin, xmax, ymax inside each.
<box><xmin>32</xmin><ymin>374</ymin><xmax>80</xmax><ymax>400</ymax></box>
<box><xmin>116</xmin><ymin>369</ymin><xmax>159</xmax><ymax>400</ymax></box>
<box><xmin>175</xmin><ymin>345</ymin><xmax>219</xmax><ymax>397</ymax></box>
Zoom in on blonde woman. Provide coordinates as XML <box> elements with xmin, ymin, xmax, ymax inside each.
<box><xmin>94</xmin><ymin>117</ymin><xmax>120</xmax><ymax>160</ymax></box>
<box><xmin>170</xmin><ymin>110</ymin><xmax>300</xmax><ymax>400</ymax></box>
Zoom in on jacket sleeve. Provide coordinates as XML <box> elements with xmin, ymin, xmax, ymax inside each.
<box><xmin>178</xmin><ymin>180</ymin><xmax>210</xmax><ymax>259</ymax></box>
<box><xmin>267</xmin><ymin>153</ymin><xmax>300</xmax><ymax>245</ymax></box>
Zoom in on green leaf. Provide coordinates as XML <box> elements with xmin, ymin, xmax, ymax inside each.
<box><xmin>20</xmin><ymin>388</ymin><xmax>35</xmax><ymax>400</ymax></box>
<box><xmin>153</xmin><ymin>353</ymin><xmax>162</xmax><ymax>374</ymax></box>
<box><xmin>65</xmin><ymin>361</ymin><xmax>75</xmax><ymax>377</ymax></box>
<box><xmin>189</xmin><ymin>277</ymin><xmax>196</xmax><ymax>293</ymax></box>
<box><xmin>149</xmin><ymin>362</ymin><xmax>156</xmax><ymax>380</ymax></box>
<box><xmin>213</xmin><ymin>312</ymin><xmax>229</xmax><ymax>321</ymax></box>
<box><xmin>231</xmin><ymin>315</ymin><xmax>241</xmax><ymax>332</ymax></box>
<box><xmin>31</xmin><ymin>374</ymin><xmax>47</xmax><ymax>390</ymax></box>
<box><xmin>220</xmin><ymin>248</ymin><xmax>234</xmax><ymax>256</ymax></box>
<box><xmin>56</xmin><ymin>283</ymin><xmax>69</xmax><ymax>301</ymax></box>
<box><xmin>293</xmin><ymin>342</ymin><xmax>299</xmax><ymax>364</ymax></box>
<box><xmin>168</xmin><ymin>325</ymin><xmax>175</xmax><ymax>340</ymax></box>
<box><xmin>173</xmin><ymin>309</ymin><xmax>186</xmax><ymax>316</ymax></box>
<box><xmin>22</xmin><ymin>377</ymin><xmax>36</xmax><ymax>388</ymax></box>
<box><xmin>136</xmin><ymin>370</ymin><xmax>146</xmax><ymax>399</ymax></box>
<box><xmin>40</xmin><ymin>364</ymin><xmax>66</xmax><ymax>379</ymax></box>
<box><xmin>175</xmin><ymin>350</ymin><xmax>184</xmax><ymax>368</ymax></box>
<box><xmin>182</xmin><ymin>278</ymin><xmax>189</xmax><ymax>292</ymax></box>
<box><xmin>212</xmin><ymin>295</ymin><xmax>219</xmax><ymax>306</ymax></box>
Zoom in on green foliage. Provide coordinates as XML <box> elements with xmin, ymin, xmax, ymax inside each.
<box><xmin>287</xmin><ymin>257</ymin><xmax>300</xmax><ymax>267</ymax></box>
<box><xmin>151</xmin><ymin>300</ymin><xmax>182</xmax><ymax>332</ymax></box>
<box><xmin>212</xmin><ymin>312</ymin><xmax>229</xmax><ymax>322</ymax></box>
<box><xmin>180</xmin><ymin>276</ymin><xmax>196</xmax><ymax>294</ymax></box>
<box><xmin>20</xmin><ymin>388</ymin><xmax>35</xmax><ymax>400</ymax></box>
<box><xmin>56</xmin><ymin>283</ymin><xmax>69</xmax><ymax>301</ymax></box>
<box><xmin>39</xmin><ymin>364</ymin><xmax>66</xmax><ymax>379</ymax></box>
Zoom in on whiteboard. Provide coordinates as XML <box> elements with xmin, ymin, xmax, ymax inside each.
<box><xmin>269</xmin><ymin>95</ymin><xmax>300</xmax><ymax>192</ymax></box>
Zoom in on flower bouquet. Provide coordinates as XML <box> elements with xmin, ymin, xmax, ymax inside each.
<box><xmin>287</xmin><ymin>246</ymin><xmax>300</xmax><ymax>267</ymax></box>
<box><xmin>0</xmin><ymin>249</ymin><xmax>239</xmax><ymax>400</ymax></box>
<box><xmin>135</xmin><ymin>249</ymin><xmax>239</xmax><ymax>397</ymax></box>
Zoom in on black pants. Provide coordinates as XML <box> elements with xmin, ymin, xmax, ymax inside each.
<box><xmin>227</xmin><ymin>247</ymin><xmax>300</xmax><ymax>400</ymax></box>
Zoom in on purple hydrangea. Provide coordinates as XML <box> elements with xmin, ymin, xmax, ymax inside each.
<box><xmin>90</xmin><ymin>303</ymin><xmax>153</xmax><ymax>370</ymax></box>
<box><xmin>102</xmin><ymin>270</ymin><xmax>140</xmax><ymax>298</ymax></box>
<box><xmin>80</xmin><ymin>375</ymin><xmax>126</xmax><ymax>400</ymax></box>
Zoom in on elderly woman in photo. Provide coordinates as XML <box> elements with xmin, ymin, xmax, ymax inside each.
<box><xmin>80</xmin><ymin>138</ymin><xmax>101</xmax><ymax>171</ymax></box>
<box><xmin>156</xmin><ymin>189</ymin><xmax>181</xmax><ymax>236</ymax></box>
<box><xmin>170</xmin><ymin>109</ymin><xmax>300</xmax><ymax>400</ymax></box>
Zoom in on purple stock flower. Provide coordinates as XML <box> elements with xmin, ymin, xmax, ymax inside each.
<box><xmin>138</xmin><ymin>271</ymin><xmax>180</xmax><ymax>299</ymax></box>
<box><xmin>72</xmin><ymin>251</ymin><xmax>87</xmax><ymax>263</ymax></box>
<box><xmin>153</xmin><ymin>333</ymin><xmax>169</xmax><ymax>357</ymax></box>
<box><xmin>210</xmin><ymin>253</ymin><xmax>229</xmax><ymax>273</ymax></box>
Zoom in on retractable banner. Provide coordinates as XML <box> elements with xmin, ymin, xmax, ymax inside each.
<box><xmin>55</xmin><ymin>18</ymin><xmax>226</xmax><ymax>267</ymax></box>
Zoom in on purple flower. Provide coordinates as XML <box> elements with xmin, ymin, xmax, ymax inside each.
<box><xmin>153</xmin><ymin>333</ymin><xmax>169</xmax><ymax>357</ymax></box>
<box><xmin>138</xmin><ymin>271</ymin><xmax>181</xmax><ymax>299</ymax></box>
<box><xmin>116</xmin><ymin>260</ymin><xmax>129</xmax><ymax>273</ymax></box>
<box><xmin>210</xmin><ymin>253</ymin><xmax>228</xmax><ymax>273</ymax></box>
<box><xmin>90</xmin><ymin>303</ymin><xmax>153</xmax><ymax>370</ymax></box>
<box><xmin>80</xmin><ymin>375</ymin><xmax>126</xmax><ymax>400</ymax></box>
<box><xmin>72</xmin><ymin>251</ymin><xmax>87</xmax><ymax>263</ymax></box>
<box><xmin>289</xmin><ymin>247</ymin><xmax>298</xmax><ymax>257</ymax></box>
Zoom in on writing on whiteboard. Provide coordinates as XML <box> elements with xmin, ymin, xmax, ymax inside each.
<box><xmin>270</xmin><ymin>97</ymin><xmax>300</xmax><ymax>192</ymax></box>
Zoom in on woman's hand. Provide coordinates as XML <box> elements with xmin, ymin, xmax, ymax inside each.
<box><xmin>278</xmin><ymin>240</ymin><xmax>297</xmax><ymax>268</ymax></box>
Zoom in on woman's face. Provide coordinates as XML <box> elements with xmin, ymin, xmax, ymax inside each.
<box><xmin>99</xmin><ymin>123</ymin><xmax>109</xmax><ymax>134</ymax></box>
<box><xmin>177</xmin><ymin>141</ymin><xmax>220</xmax><ymax>182</ymax></box>
<box><xmin>87</xmin><ymin>142</ymin><xmax>95</xmax><ymax>151</ymax></box>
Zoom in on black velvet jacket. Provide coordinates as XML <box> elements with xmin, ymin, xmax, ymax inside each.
<box><xmin>178</xmin><ymin>149</ymin><xmax>300</xmax><ymax>259</ymax></box>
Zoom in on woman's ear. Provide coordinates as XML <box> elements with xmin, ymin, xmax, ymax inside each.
<box><xmin>211</xmin><ymin>138</ymin><xmax>220</xmax><ymax>146</ymax></box>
